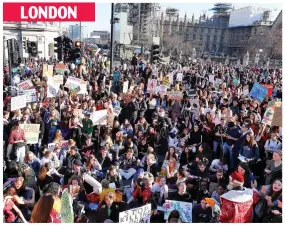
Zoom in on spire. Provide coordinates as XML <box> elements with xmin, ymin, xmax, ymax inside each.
<box><xmin>184</xmin><ymin>13</ymin><xmax>187</xmax><ymax>23</ymax></box>
<box><xmin>176</xmin><ymin>13</ymin><xmax>179</xmax><ymax>22</ymax></box>
<box><xmin>192</xmin><ymin>13</ymin><xmax>195</xmax><ymax>23</ymax></box>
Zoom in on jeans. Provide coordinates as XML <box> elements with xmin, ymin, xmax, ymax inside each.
<box><xmin>213</xmin><ymin>141</ymin><xmax>223</xmax><ymax>158</ymax></box>
<box><xmin>119</xmin><ymin>168</ymin><xmax>136</xmax><ymax>180</ymax></box>
<box><xmin>16</xmin><ymin>146</ymin><xmax>26</xmax><ymax>163</ymax></box>
<box><xmin>223</xmin><ymin>143</ymin><xmax>234</xmax><ymax>169</ymax></box>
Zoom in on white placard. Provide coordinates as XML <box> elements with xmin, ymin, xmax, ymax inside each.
<box><xmin>47</xmin><ymin>85</ymin><xmax>59</xmax><ymax>98</ymax></box>
<box><xmin>113</xmin><ymin>106</ymin><xmax>122</xmax><ymax>117</ymax></box>
<box><xmin>11</xmin><ymin>95</ymin><xmax>27</xmax><ymax>111</ymax></box>
<box><xmin>119</xmin><ymin>204</ymin><xmax>151</xmax><ymax>223</ymax></box>
<box><xmin>90</xmin><ymin>110</ymin><xmax>108</xmax><ymax>126</ymax></box>
<box><xmin>164</xmin><ymin>200</ymin><xmax>192</xmax><ymax>222</ymax></box>
<box><xmin>18</xmin><ymin>89</ymin><xmax>37</xmax><ymax>103</ymax></box>
<box><xmin>64</xmin><ymin>76</ymin><xmax>81</xmax><ymax>89</ymax></box>
<box><xmin>123</xmin><ymin>81</ymin><xmax>129</xmax><ymax>93</ymax></box>
<box><xmin>176</xmin><ymin>73</ymin><xmax>183</xmax><ymax>82</ymax></box>
<box><xmin>53</xmin><ymin>75</ymin><xmax>64</xmax><ymax>86</ymax></box>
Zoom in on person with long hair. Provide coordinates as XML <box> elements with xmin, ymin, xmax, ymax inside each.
<box><xmin>165</xmin><ymin>157</ymin><xmax>178</xmax><ymax>186</ymax></box>
<box><xmin>53</xmin><ymin>129</ymin><xmax>63</xmax><ymax>144</ymax></box>
<box><xmin>236</xmin><ymin>162</ymin><xmax>252</xmax><ymax>188</ymax></box>
<box><xmin>3</xmin><ymin>187</ymin><xmax>28</xmax><ymax>223</ymax></box>
<box><xmin>255</xmin><ymin>179</ymin><xmax>282</xmax><ymax>222</ymax></box>
<box><xmin>30</xmin><ymin>194</ymin><xmax>56</xmax><ymax>223</ymax></box>
<box><xmin>265</xmin><ymin>151</ymin><xmax>282</xmax><ymax>185</ymax></box>
<box><xmin>164</xmin><ymin>146</ymin><xmax>178</xmax><ymax>161</ymax></box>
<box><xmin>85</xmin><ymin>154</ymin><xmax>102</xmax><ymax>174</ymax></box>
<box><xmin>239</xmin><ymin>133</ymin><xmax>259</xmax><ymax>163</ymax></box>
<box><xmin>37</xmin><ymin>163</ymin><xmax>63</xmax><ymax>190</ymax></box>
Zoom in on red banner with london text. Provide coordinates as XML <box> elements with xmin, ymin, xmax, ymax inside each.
<box><xmin>3</xmin><ymin>2</ymin><xmax>95</xmax><ymax>22</ymax></box>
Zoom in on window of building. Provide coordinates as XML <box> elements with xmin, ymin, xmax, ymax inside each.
<box><xmin>193</xmin><ymin>34</ymin><xmax>196</xmax><ymax>40</ymax></box>
<box><xmin>207</xmin><ymin>36</ymin><xmax>210</xmax><ymax>42</ymax></box>
<box><xmin>212</xmin><ymin>44</ymin><xmax>216</xmax><ymax>51</ymax></box>
<box><xmin>215</xmin><ymin>29</ymin><xmax>218</xmax><ymax>34</ymax></box>
<box><xmin>214</xmin><ymin>36</ymin><xmax>217</xmax><ymax>42</ymax></box>
<box><xmin>201</xmin><ymin>28</ymin><xmax>204</xmax><ymax>33</ymax></box>
<box><xmin>208</xmin><ymin>29</ymin><xmax>211</xmax><ymax>34</ymax></box>
<box><xmin>194</xmin><ymin>27</ymin><xmax>197</xmax><ymax>32</ymax></box>
<box><xmin>200</xmin><ymin>35</ymin><xmax>203</xmax><ymax>41</ymax></box>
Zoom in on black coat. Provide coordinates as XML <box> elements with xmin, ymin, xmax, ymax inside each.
<box><xmin>96</xmin><ymin>201</ymin><xmax>128</xmax><ymax>223</ymax></box>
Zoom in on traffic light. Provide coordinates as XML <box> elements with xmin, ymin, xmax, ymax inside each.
<box><xmin>8</xmin><ymin>39</ymin><xmax>20</xmax><ymax>65</ymax></box>
<box><xmin>152</xmin><ymin>44</ymin><xmax>160</xmax><ymax>62</ymax></box>
<box><xmin>23</xmin><ymin>40</ymin><xmax>28</xmax><ymax>53</ymax></box>
<box><xmin>54</xmin><ymin>36</ymin><xmax>63</xmax><ymax>61</ymax></box>
<box><xmin>30</xmin><ymin>42</ymin><xmax>38</xmax><ymax>57</ymax></box>
<box><xmin>74</xmin><ymin>41</ymin><xmax>81</xmax><ymax>64</ymax></box>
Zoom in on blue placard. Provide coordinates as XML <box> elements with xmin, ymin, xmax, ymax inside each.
<box><xmin>250</xmin><ymin>82</ymin><xmax>268</xmax><ymax>102</ymax></box>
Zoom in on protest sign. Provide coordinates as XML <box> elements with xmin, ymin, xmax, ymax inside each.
<box><xmin>147</xmin><ymin>79</ymin><xmax>157</xmax><ymax>94</ymax></box>
<box><xmin>18</xmin><ymin>89</ymin><xmax>37</xmax><ymax>103</ymax></box>
<box><xmin>19</xmin><ymin>124</ymin><xmax>40</xmax><ymax>144</ymax></box>
<box><xmin>119</xmin><ymin>204</ymin><xmax>151</xmax><ymax>223</ymax></box>
<box><xmin>123</xmin><ymin>81</ymin><xmax>129</xmax><ymax>93</ymax></box>
<box><xmin>18</xmin><ymin>80</ymin><xmax>34</xmax><ymax>90</ymax></box>
<box><xmin>262</xmin><ymin>106</ymin><xmax>274</xmax><ymax>125</ymax></box>
<box><xmin>73</xmin><ymin>109</ymin><xmax>83</xmax><ymax>118</ymax></box>
<box><xmin>90</xmin><ymin>110</ymin><xmax>108</xmax><ymax>126</ymax></box>
<box><xmin>261</xmin><ymin>83</ymin><xmax>273</xmax><ymax>96</ymax></box>
<box><xmin>70</xmin><ymin>86</ymin><xmax>81</xmax><ymax>97</ymax></box>
<box><xmin>167</xmin><ymin>91</ymin><xmax>183</xmax><ymax>101</ymax></box>
<box><xmin>78</xmin><ymin>80</ymin><xmax>88</xmax><ymax>95</ymax></box>
<box><xmin>250</xmin><ymin>82</ymin><xmax>268</xmax><ymax>103</ymax></box>
<box><xmin>161</xmin><ymin>76</ymin><xmax>170</xmax><ymax>87</ymax></box>
<box><xmin>176</xmin><ymin>73</ymin><xmax>183</xmax><ymax>82</ymax></box>
<box><xmin>163</xmin><ymin>200</ymin><xmax>192</xmax><ymax>222</ymax></box>
<box><xmin>11</xmin><ymin>95</ymin><xmax>27</xmax><ymax>111</ymax></box>
<box><xmin>209</xmin><ymin>75</ymin><xmax>215</xmax><ymax>84</ymax></box>
<box><xmin>42</xmin><ymin>64</ymin><xmax>48</xmax><ymax>76</ymax></box>
<box><xmin>113</xmin><ymin>106</ymin><xmax>122</xmax><ymax>117</ymax></box>
<box><xmin>47</xmin><ymin>85</ymin><xmax>59</xmax><ymax>98</ymax></box>
<box><xmin>55</xmin><ymin>63</ymin><xmax>67</xmax><ymax>75</ymax></box>
<box><xmin>156</xmin><ymin>85</ymin><xmax>168</xmax><ymax>97</ymax></box>
<box><xmin>243</xmin><ymin>85</ymin><xmax>249</xmax><ymax>95</ymax></box>
<box><xmin>65</xmin><ymin>76</ymin><xmax>81</xmax><ymax>90</ymax></box>
<box><xmin>61</xmin><ymin>189</ymin><xmax>74</xmax><ymax>223</ymax></box>
<box><xmin>53</xmin><ymin>75</ymin><xmax>64</xmax><ymax>86</ymax></box>
<box><xmin>60</xmin><ymin>140</ymin><xmax>69</xmax><ymax>150</ymax></box>
<box><xmin>271</xmin><ymin>105</ymin><xmax>282</xmax><ymax>127</ymax></box>
<box><xmin>48</xmin><ymin>65</ymin><xmax>54</xmax><ymax>76</ymax></box>
<box><xmin>188</xmin><ymin>89</ymin><xmax>196</xmax><ymax>97</ymax></box>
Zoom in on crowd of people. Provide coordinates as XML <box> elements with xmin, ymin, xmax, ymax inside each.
<box><xmin>3</xmin><ymin>50</ymin><xmax>282</xmax><ymax>223</ymax></box>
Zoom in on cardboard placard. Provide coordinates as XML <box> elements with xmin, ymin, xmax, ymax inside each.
<box><xmin>19</xmin><ymin>124</ymin><xmax>40</xmax><ymax>144</ymax></box>
<box><xmin>271</xmin><ymin>105</ymin><xmax>282</xmax><ymax>127</ymax></box>
<box><xmin>119</xmin><ymin>204</ymin><xmax>151</xmax><ymax>223</ymax></box>
<box><xmin>167</xmin><ymin>91</ymin><xmax>183</xmax><ymax>101</ymax></box>
<box><xmin>17</xmin><ymin>80</ymin><xmax>34</xmax><ymax>90</ymax></box>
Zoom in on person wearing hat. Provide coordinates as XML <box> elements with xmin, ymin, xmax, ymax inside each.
<box><xmin>219</xmin><ymin>171</ymin><xmax>259</xmax><ymax>223</ymax></box>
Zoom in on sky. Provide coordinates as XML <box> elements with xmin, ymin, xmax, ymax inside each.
<box><xmin>63</xmin><ymin>3</ymin><xmax>283</xmax><ymax>35</ymax></box>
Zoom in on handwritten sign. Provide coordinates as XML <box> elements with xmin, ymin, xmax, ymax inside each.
<box><xmin>53</xmin><ymin>75</ymin><xmax>64</xmax><ymax>86</ymax></box>
<box><xmin>272</xmin><ymin>105</ymin><xmax>282</xmax><ymax>127</ymax></box>
<box><xmin>61</xmin><ymin>189</ymin><xmax>74</xmax><ymax>223</ymax></box>
<box><xmin>19</xmin><ymin>124</ymin><xmax>40</xmax><ymax>144</ymax></box>
<box><xmin>167</xmin><ymin>91</ymin><xmax>183</xmax><ymax>101</ymax></box>
<box><xmin>261</xmin><ymin>83</ymin><xmax>273</xmax><ymax>96</ymax></box>
<box><xmin>119</xmin><ymin>204</ymin><xmax>151</xmax><ymax>223</ymax></box>
<box><xmin>78</xmin><ymin>80</ymin><xmax>88</xmax><ymax>95</ymax></box>
<box><xmin>17</xmin><ymin>80</ymin><xmax>34</xmax><ymax>90</ymax></box>
<box><xmin>11</xmin><ymin>95</ymin><xmax>27</xmax><ymax>111</ymax></box>
<box><xmin>250</xmin><ymin>82</ymin><xmax>268</xmax><ymax>103</ymax></box>
<box><xmin>90</xmin><ymin>110</ymin><xmax>108</xmax><ymax>126</ymax></box>
<box><xmin>55</xmin><ymin>63</ymin><xmax>67</xmax><ymax>75</ymax></box>
<box><xmin>147</xmin><ymin>79</ymin><xmax>157</xmax><ymax>94</ymax></box>
<box><xmin>164</xmin><ymin>200</ymin><xmax>192</xmax><ymax>222</ymax></box>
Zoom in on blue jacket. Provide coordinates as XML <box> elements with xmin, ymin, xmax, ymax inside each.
<box><xmin>239</xmin><ymin>144</ymin><xmax>259</xmax><ymax>161</ymax></box>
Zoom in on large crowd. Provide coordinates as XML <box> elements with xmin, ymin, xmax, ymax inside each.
<box><xmin>3</xmin><ymin>50</ymin><xmax>282</xmax><ymax>223</ymax></box>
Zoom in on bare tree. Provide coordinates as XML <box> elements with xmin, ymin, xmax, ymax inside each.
<box><xmin>243</xmin><ymin>28</ymin><xmax>282</xmax><ymax>60</ymax></box>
